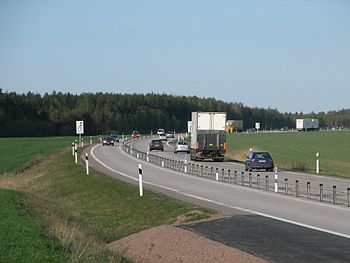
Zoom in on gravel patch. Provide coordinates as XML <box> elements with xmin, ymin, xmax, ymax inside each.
<box><xmin>107</xmin><ymin>224</ymin><xmax>268</xmax><ymax>263</ymax></box>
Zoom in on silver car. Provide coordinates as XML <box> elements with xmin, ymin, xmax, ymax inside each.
<box><xmin>174</xmin><ymin>140</ymin><xmax>190</xmax><ymax>154</ymax></box>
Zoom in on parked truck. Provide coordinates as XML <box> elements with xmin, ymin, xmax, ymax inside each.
<box><xmin>296</xmin><ymin>118</ymin><xmax>319</xmax><ymax>131</ymax></box>
<box><xmin>190</xmin><ymin>112</ymin><xmax>227</xmax><ymax>161</ymax></box>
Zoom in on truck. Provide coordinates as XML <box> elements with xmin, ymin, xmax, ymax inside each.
<box><xmin>190</xmin><ymin>112</ymin><xmax>227</xmax><ymax>162</ymax></box>
<box><xmin>226</xmin><ymin>120</ymin><xmax>243</xmax><ymax>133</ymax></box>
<box><xmin>296</xmin><ymin>118</ymin><xmax>319</xmax><ymax>131</ymax></box>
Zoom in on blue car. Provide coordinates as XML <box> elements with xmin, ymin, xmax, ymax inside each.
<box><xmin>245</xmin><ymin>151</ymin><xmax>274</xmax><ymax>172</ymax></box>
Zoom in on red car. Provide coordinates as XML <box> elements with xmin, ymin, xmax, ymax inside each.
<box><xmin>132</xmin><ymin>130</ymin><xmax>140</xmax><ymax>139</ymax></box>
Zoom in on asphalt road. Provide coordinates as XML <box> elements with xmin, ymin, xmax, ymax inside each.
<box><xmin>86</xmin><ymin>140</ymin><xmax>350</xmax><ymax>262</ymax></box>
<box><xmin>133</xmin><ymin>138</ymin><xmax>350</xmax><ymax>205</ymax></box>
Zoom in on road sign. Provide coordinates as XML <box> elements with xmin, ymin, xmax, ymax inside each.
<box><xmin>76</xmin><ymin>121</ymin><xmax>84</xmax><ymax>134</ymax></box>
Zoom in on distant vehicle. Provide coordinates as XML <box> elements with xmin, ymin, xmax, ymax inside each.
<box><xmin>110</xmin><ymin>133</ymin><xmax>120</xmax><ymax>142</ymax></box>
<box><xmin>157</xmin><ymin>129</ymin><xmax>165</xmax><ymax>135</ymax></box>
<box><xmin>174</xmin><ymin>140</ymin><xmax>190</xmax><ymax>154</ymax></box>
<box><xmin>190</xmin><ymin>112</ymin><xmax>226</xmax><ymax>162</ymax></box>
<box><xmin>166</xmin><ymin>131</ymin><xmax>174</xmax><ymax>138</ymax></box>
<box><xmin>296</xmin><ymin>119</ymin><xmax>319</xmax><ymax>131</ymax></box>
<box><xmin>149</xmin><ymin>139</ymin><xmax>164</xmax><ymax>151</ymax></box>
<box><xmin>102</xmin><ymin>136</ymin><xmax>115</xmax><ymax>146</ymax></box>
<box><xmin>159</xmin><ymin>133</ymin><xmax>167</xmax><ymax>141</ymax></box>
<box><xmin>132</xmin><ymin>130</ymin><xmax>140</xmax><ymax>139</ymax></box>
<box><xmin>245</xmin><ymin>151</ymin><xmax>274</xmax><ymax>172</ymax></box>
<box><xmin>247</xmin><ymin>128</ymin><xmax>256</xmax><ymax>133</ymax></box>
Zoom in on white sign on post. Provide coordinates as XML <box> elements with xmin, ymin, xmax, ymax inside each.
<box><xmin>76</xmin><ymin>121</ymin><xmax>84</xmax><ymax>134</ymax></box>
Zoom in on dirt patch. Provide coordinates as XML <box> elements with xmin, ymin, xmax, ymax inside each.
<box><xmin>107</xmin><ymin>224</ymin><xmax>268</xmax><ymax>263</ymax></box>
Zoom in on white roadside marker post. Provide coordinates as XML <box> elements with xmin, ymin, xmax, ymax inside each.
<box><xmin>146</xmin><ymin>150</ymin><xmax>149</xmax><ymax>162</ymax></box>
<box><xmin>85</xmin><ymin>153</ymin><xmax>89</xmax><ymax>175</ymax></box>
<box><xmin>74</xmin><ymin>142</ymin><xmax>78</xmax><ymax>164</ymax></box>
<box><xmin>72</xmin><ymin>142</ymin><xmax>74</xmax><ymax>156</ymax></box>
<box><xmin>274</xmin><ymin>167</ymin><xmax>278</xmax><ymax>193</ymax></box>
<box><xmin>316</xmin><ymin>152</ymin><xmax>320</xmax><ymax>174</ymax></box>
<box><xmin>90</xmin><ymin>136</ymin><xmax>92</xmax><ymax>145</ymax></box>
<box><xmin>81</xmin><ymin>137</ymin><xmax>84</xmax><ymax>148</ymax></box>
<box><xmin>184</xmin><ymin>159</ymin><xmax>187</xmax><ymax>174</ymax></box>
<box><xmin>138</xmin><ymin>164</ymin><xmax>143</xmax><ymax>197</ymax></box>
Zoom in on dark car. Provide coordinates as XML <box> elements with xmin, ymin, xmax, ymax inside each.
<box><xmin>102</xmin><ymin>136</ymin><xmax>115</xmax><ymax>146</ymax></box>
<box><xmin>110</xmin><ymin>133</ymin><xmax>120</xmax><ymax>142</ymax></box>
<box><xmin>149</xmin><ymin>139</ymin><xmax>164</xmax><ymax>151</ymax></box>
<box><xmin>245</xmin><ymin>151</ymin><xmax>274</xmax><ymax>171</ymax></box>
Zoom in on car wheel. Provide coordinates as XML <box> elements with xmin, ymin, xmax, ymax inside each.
<box><xmin>174</xmin><ymin>151</ymin><xmax>177</xmax><ymax>154</ymax></box>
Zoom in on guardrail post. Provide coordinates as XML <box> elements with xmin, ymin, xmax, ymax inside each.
<box><xmin>192</xmin><ymin>164</ymin><xmax>195</xmax><ymax>175</ymax></box>
<box><xmin>257</xmin><ymin>174</ymin><xmax>260</xmax><ymax>188</ymax></box>
<box><xmin>184</xmin><ymin>160</ymin><xmax>187</xmax><ymax>173</ymax></box>
<box><xmin>248</xmin><ymin>173</ymin><xmax>252</xmax><ymax>187</ymax></box>
<box><xmin>319</xmin><ymin>184</ymin><xmax>323</xmax><ymax>202</ymax></box>
<box><xmin>241</xmin><ymin>172</ymin><xmax>245</xmax><ymax>186</ymax></box>
<box><xmin>265</xmin><ymin>175</ymin><xmax>269</xmax><ymax>191</ymax></box>
<box><xmin>295</xmin><ymin>180</ymin><xmax>299</xmax><ymax>197</ymax></box>
<box><xmin>347</xmin><ymin>188</ymin><xmax>350</xmax><ymax>207</ymax></box>
<box><xmin>196</xmin><ymin>164</ymin><xmax>199</xmax><ymax>175</ymax></box>
<box><xmin>215</xmin><ymin>168</ymin><xmax>219</xmax><ymax>181</ymax></box>
<box><xmin>205</xmin><ymin>166</ymin><xmax>208</xmax><ymax>177</ymax></box>
<box><xmin>222</xmin><ymin>169</ymin><xmax>225</xmax><ymax>182</ymax></box>
<box><xmin>307</xmin><ymin>182</ymin><xmax>311</xmax><ymax>199</ymax></box>
<box><xmin>211</xmin><ymin>167</ymin><xmax>214</xmax><ymax>179</ymax></box>
<box><xmin>333</xmin><ymin>185</ymin><xmax>337</xmax><ymax>204</ymax></box>
<box><xmin>284</xmin><ymin>178</ymin><xmax>288</xmax><ymax>195</ymax></box>
<box><xmin>228</xmin><ymin>170</ymin><xmax>231</xmax><ymax>183</ymax></box>
<box><xmin>201</xmin><ymin>165</ymin><xmax>204</xmax><ymax>176</ymax></box>
<box><xmin>161</xmin><ymin>158</ymin><xmax>164</xmax><ymax>167</ymax></box>
<box><xmin>234</xmin><ymin>171</ymin><xmax>238</xmax><ymax>184</ymax></box>
<box><xmin>274</xmin><ymin>167</ymin><xmax>278</xmax><ymax>193</ymax></box>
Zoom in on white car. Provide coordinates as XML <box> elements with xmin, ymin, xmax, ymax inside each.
<box><xmin>157</xmin><ymin>128</ymin><xmax>165</xmax><ymax>135</ymax></box>
<box><xmin>174</xmin><ymin>140</ymin><xmax>190</xmax><ymax>153</ymax></box>
<box><xmin>159</xmin><ymin>133</ymin><xmax>167</xmax><ymax>141</ymax></box>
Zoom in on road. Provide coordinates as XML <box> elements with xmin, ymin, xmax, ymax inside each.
<box><xmin>88</xmin><ymin>139</ymin><xmax>350</xmax><ymax>236</ymax></box>
<box><xmin>86</xmin><ymin>139</ymin><xmax>350</xmax><ymax>262</ymax></box>
<box><xmin>133</xmin><ymin>137</ymin><xmax>350</xmax><ymax>205</ymax></box>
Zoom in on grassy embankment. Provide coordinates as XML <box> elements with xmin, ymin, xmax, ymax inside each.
<box><xmin>226</xmin><ymin>131</ymin><xmax>350</xmax><ymax>178</ymax></box>
<box><xmin>0</xmin><ymin>137</ymin><xmax>214</xmax><ymax>262</ymax></box>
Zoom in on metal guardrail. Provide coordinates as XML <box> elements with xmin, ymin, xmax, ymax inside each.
<box><xmin>122</xmin><ymin>137</ymin><xmax>350</xmax><ymax>207</ymax></box>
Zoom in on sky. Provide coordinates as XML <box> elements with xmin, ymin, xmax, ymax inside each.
<box><xmin>0</xmin><ymin>0</ymin><xmax>349</xmax><ymax>114</ymax></box>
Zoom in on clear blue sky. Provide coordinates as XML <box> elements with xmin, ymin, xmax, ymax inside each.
<box><xmin>1</xmin><ymin>0</ymin><xmax>349</xmax><ymax>113</ymax></box>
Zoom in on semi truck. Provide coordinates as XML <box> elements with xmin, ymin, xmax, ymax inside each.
<box><xmin>190</xmin><ymin>112</ymin><xmax>227</xmax><ymax>161</ymax></box>
<box><xmin>296</xmin><ymin>118</ymin><xmax>319</xmax><ymax>131</ymax></box>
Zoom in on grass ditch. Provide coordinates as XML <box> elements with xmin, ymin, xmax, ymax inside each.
<box><xmin>0</xmin><ymin>138</ymin><xmax>216</xmax><ymax>262</ymax></box>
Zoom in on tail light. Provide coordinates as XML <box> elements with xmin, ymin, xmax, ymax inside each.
<box><xmin>196</xmin><ymin>142</ymin><xmax>199</xmax><ymax>150</ymax></box>
<box><xmin>251</xmin><ymin>159</ymin><xmax>255</xmax><ymax>163</ymax></box>
<box><xmin>224</xmin><ymin>142</ymin><xmax>227</xmax><ymax>151</ymax></box>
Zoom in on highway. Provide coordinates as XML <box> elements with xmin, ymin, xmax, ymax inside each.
<box><xmin>87</xmin><ymin>139</ymin><xmax>350</xmax><ymax>238</ymax></box>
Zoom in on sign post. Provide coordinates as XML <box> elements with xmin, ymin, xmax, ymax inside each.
<box><xmin>76</xmin><ymin>121</ymin><xmax>84</xmax><ymax>147</ymax></box>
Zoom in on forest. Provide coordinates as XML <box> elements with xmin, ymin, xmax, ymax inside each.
<box><xmin>0</xmin><ymin>90</ymin><xmax>349</xmax><ymax>137</ymax></box>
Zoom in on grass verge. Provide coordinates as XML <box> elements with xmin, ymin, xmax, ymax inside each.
<box><xmin>0</xmin><ymin>138</ymin><xmax>216</xmax><ymax>262</ymax></box>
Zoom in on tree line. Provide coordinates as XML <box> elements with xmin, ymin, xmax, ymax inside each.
<box><xmin>0</xmin><ymin>90</ymin><xmax>349</xmax><ymax>137</ymax></box>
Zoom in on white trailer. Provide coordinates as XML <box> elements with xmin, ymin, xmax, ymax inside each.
<box><xmin>296</xmin><ymin>118</ymin><xmax>319</xmax><ymax>131</ymax></box>
<box><xmin>190</xmin><ymin>112</ymin><xmax>227</xmax><ymax>161</ymax></box>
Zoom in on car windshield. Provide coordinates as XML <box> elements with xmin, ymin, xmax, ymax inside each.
<box><xmin>254</xmin><ymin>152</ymin><xmax>271</xmax><ymax>159</ymax></box>
<box><xmin>177</xmin><ymin>141</ymin><xmax>187</xmax><ymax>145</ymax></box>
<box><xmin>152</xmin><ymin>140</ymin><xmax>162</xmax><ymax>144</ymax></box>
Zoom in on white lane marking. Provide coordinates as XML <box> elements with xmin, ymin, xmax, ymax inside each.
<box><xmin>91</xmin><ymin>144</ymin><xmax>180</xmax><ymax>194</ymax></box>
<box><xmin>90</xmin><ymin>144</ymin><xmax>350</xmax><ymax>240</ymax></box>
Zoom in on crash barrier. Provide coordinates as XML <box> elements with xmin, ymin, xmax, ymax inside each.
<box><xmin>122</xmin><ymin>138</ymin><xmax>350</xmax><ymax>207</ymax></box>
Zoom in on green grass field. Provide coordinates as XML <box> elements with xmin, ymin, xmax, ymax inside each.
<box><xmin>226</xmin><ymin>131</ymin><xmax>350</xmax><ymax>178</ymax></box>
<box><xmin>0</xmin><ymin>189</ymin><xmax>69</xmax><ymax>263</ymax></box>
<box><xmin>0</xmin><ymin>137</ymin><xmax>214</xmax><ymax>262</ymax></box>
